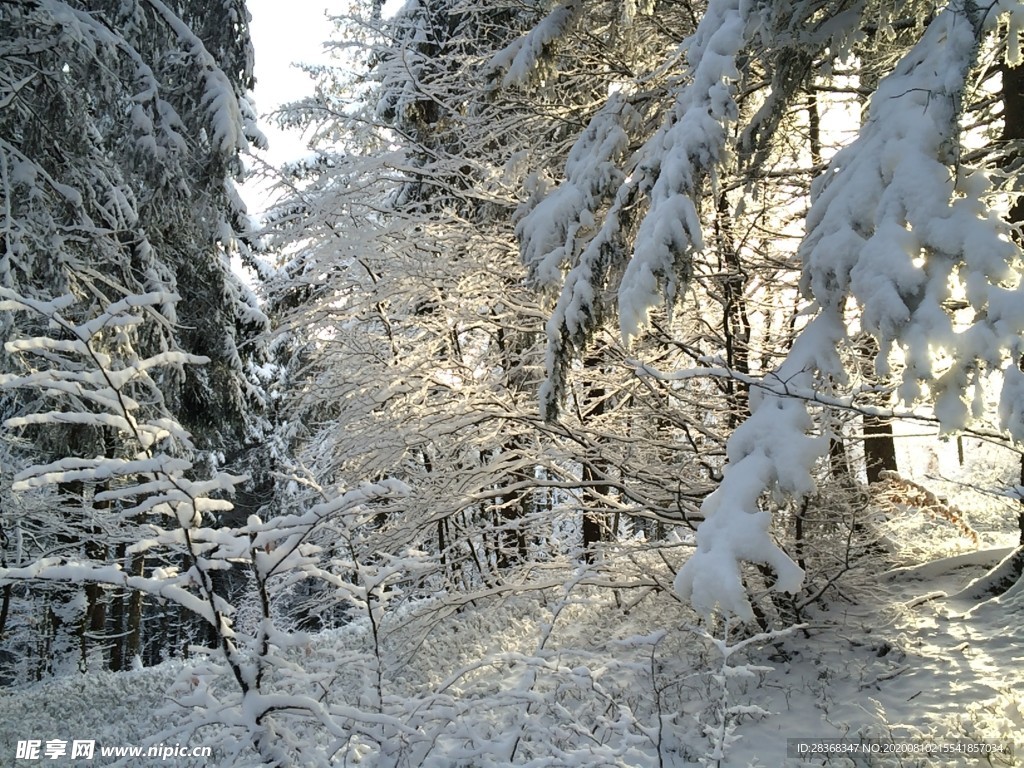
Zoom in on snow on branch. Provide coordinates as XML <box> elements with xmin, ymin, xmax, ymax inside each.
<box><xmin>675</xmin><ymin>313</ymin><xmax>844</xmax><ymax>621</ymax></box>
<box><xmin>486</xmin><ymin>1</ymin><xmax>583</xmax><ymax>88</ymax></box>
<box><xmin>800</xmin><ymin>1</ymin><xmax>1022</xmax><ymax>431</ymax></box>
<box><xmin>518</xmin><ymin>93</ymin><xmax>638</xmax><ymax>289</ymax></box>
<box><xmin>0</xmin><ymin>288</ymin><xmax>203</xmax><ymax>447</ymax></box>
<box><xmin>533</xmin><ymin>0</ymin><xmax>755</xmax><ymax>418</ymax></box>
<box><xmin>677</xmin><ymin>0</ymin><xmax>1024</xmax><ymax>621</ymax></box>
<box><xmin>618</xmin><ymin>0</ymin><xmax>749</xmax><ymax>344</ymax></box>
<box><xmin>29</xmin><ymin>1</ymin><xmax>193</xmax><ymax>170</ymax></box>
<box><xmin>0</xmin><ymin>559</ymin><xmax>216</xmax><ymax>624</ymax></box>
<box><xmin>0</xmin><ymin>289</ymin><xmax>241</xmax><ymax>526</ymax></box>
<box><xmin>0</xmin><ymin>286</ymin><xmax>267</xmax><ymax>688</ymax></box>
<box><xmin>142</xmin><ymin>0</ymin><xmax>257</xmax><ymax>154</ymax></box>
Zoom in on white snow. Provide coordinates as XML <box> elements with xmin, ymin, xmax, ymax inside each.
<box><xmin>1</xmin><ymin>479</ymin><xmax>1021</xmax><ymax>767</ymax></box>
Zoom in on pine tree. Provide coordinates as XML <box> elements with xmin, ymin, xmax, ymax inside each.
<box><xmin>0</xmin><ymin>0</ymin><xmax>268</xmax><ymax>673</ymax></box>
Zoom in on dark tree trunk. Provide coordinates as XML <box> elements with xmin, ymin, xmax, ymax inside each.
<box><xmin>82</xmin><ymin>480</ymin><xmax>110</xmax><ymax>668</ymax></box>
<box><xmin>715</xmin><ymin>193</ymin><xmax>751</xmax><ymax>428</ymax></box>
<box><xmin>1019</xmin><ymin>459</ymin><xmax>1024</xmax><ymax>547</ymax></box>
<box><xmin>109</xmin><ymin>543</ymin><xmax>128</xmax><ymax>672</ymax></box>
<box><xmin>0</xmin><ymin>520</ymin><xmax>10</xmax><ymax>640</ymax></box>
<box><xmin>864</xmin><ymin>417</ymin><xmax>898</xmax><ymax>484</ymax></box>
<box><xmin>493</xmin><ymin>440</ymin><xmax>530</xmax><ymax>571</ymax></box>
<box><xmin>1005</xmin><ymin>61</ymin><xmax>1024</xmax><ymax>546</ymax></box>
<box><xmin>581</xmin><ymin>461</ymin><xmax>606</xmax><ymax>563</ymax></box>
<box><xmin>580</xmin><ymin>363</ymin><xmax>612</xmax><ymax>562</ymax></box>
<box><xmin>856</xmin><ymin>334</ymin><xmax>898</xmax><ymax>483</ymax></box>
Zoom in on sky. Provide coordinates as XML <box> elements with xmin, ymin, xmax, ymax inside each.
<box><xmin>244</xmin><ymin>0</ymin><xmax>334</xmax><ymax>195</ymax></box>
<box><xmin>247</xmin><ymin>0</ymin><xmax>333</xmax><ymax>114</ymax></box>
<box><xmin>242</xmin><ymin>1</ymin><xmax>408</xmax><ymax>214</ymax></box>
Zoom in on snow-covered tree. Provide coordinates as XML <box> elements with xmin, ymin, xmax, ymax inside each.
<box><xmin>265</xmin><ymin>0</ymin><xmax>578</xmax><ymax>590</ymax></box>
<box><xmin>0</xmin><ymin>0</ymin><xmax>268</xmax><ymax>447</ymax></box>
<box><xmin>264</xmin><ymin>0</ymin><xmax>760</xmax><ymax>588</ymax></box>
<box><xmin>0</xmin><ymin>0</ymin><xmax>269</xmax><ymax>672</ymax></box>
<box><xmin>512</xmin><ymin>0</ymin><xmax>1024</xmax><ymax>620</ymax></box>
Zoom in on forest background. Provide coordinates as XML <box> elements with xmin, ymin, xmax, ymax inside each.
<box><xmin>1</xmin><ymin>0</ymin><xmax>1024</xmax><ymax>765</ymax></box>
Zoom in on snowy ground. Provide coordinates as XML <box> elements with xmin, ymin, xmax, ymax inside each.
<box><xmin>728</xmin><ymin>546</ymin><xmax>1023</xmax><ymax>767</ymax></box>
<box><xmin>725</xmin><ymin>432</ymin><xmax>1024</xmax><ymax>767</ymax></box>
<box><xmin>1</xmin><ymin>437</ymin><xmax>1022</xmax><ymax>766</ymax></box>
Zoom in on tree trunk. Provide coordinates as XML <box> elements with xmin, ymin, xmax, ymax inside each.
<box><xmin>864</xmin><ymin>416</ymin><xmax>898</xmax><ymax>484</ymax></box>
<box><xmin>581</xmin><ymin>460</ymin><xmax>606</xmax><ymax>563</ymax></box>
<box><xmin>856</xmin><ymin>334</ymin><xmax>898</xmax><ymax>483</ymax></box>
<box><xmin>580</xmin><ymin>362</ymin><xmax>612</xmax><ymax>562</ymax></box>
<box><xmin>0</xmin><ymin>520</ymin><xmax>11</xmax><ymax>640</ymax></box>
<box><xmin>109</xmin><ymin>543</ymin><xmax>128</xmax><ymax>672</ymax></box>
<box><xmin>492</xmin><ymin>441</ymin><xmax>530</xmax><ymax>571</ymax></box>
<box><xmin>715</xmin><ymin>193</ymin><xmax>751</xmax><ymax>428</ymax></box>
<box><xmin>82</xmin><ymin>479</ymin><xmax>110</xmax><ymax>669</ymax></box>
<box><xmin>1004</xmin><ymin>61</ymin><xmax>1024</xmax><ymax>547</ymax></box>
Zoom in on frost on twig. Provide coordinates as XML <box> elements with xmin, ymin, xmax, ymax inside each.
<box><xmin>689</xmin><ymin>620</ymin><xmax>801</xmax><ymax>766</ymax></box>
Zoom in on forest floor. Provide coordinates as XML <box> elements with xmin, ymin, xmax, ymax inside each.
<box><xmin>0</xmin><ymin>438</ymin><xmax>1022</xmax><ymax>766</ymax></box>
<box><xmin>729</xmin><ymin>432</ymin><xmax>1024</xmax><ymax>766</ymax></box>
<box><xmin>729</xmin><ymin>544</ymin><xmax>1024</xmax><ymax>766</ymax></box>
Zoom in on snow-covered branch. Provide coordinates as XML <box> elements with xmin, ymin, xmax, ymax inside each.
<box><xmin>677</xmin><ymin>0</ymin><xmax>1024</xmax><ymax>620</ymax></box>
